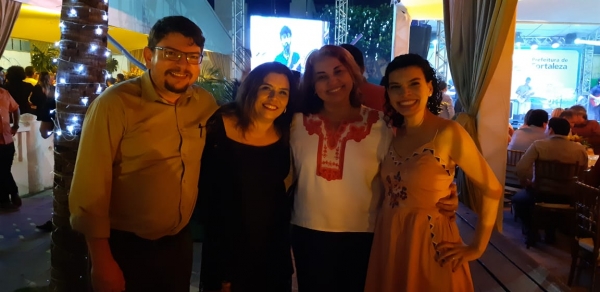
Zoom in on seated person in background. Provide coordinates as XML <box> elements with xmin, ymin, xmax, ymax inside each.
<box><xmin>519</xmin><ymin>109</ymin><xmax>534</xmax><ymax>129</ymax></box>
<box><xmin>513</xmin><ymin>118</ymin><xmax>588</xmax><ymax>243</ymax></box>
<box><xmin>508</xmin><ymin>124</ymin><xmax>515</xmax><ymax>144</ymax></box>
<box><xmin>569</xmin><ymin>105</ymin><xmax>600</xmax><ymax>137</ymax></box>
<box><xmin>550</xmin><ymin>107</ymin><xmax>564</xmax><ymax>118</ymax></box>
<box><xmin>508</xmin><ymin>109</ymin><xmax>548</xmax><ymax>151</ymax></box>
<box><xmin>437</xmin><ymin>81</ymin><xmax>455</xmax><ymax>119</ymax></box>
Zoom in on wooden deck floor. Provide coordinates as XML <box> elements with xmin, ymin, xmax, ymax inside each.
<box><xmin>457</xmin><ymin>204</ymin><xmax>571</xmax><ymax>292</ymax></box>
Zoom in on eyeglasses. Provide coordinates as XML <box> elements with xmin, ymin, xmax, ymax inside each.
<box><xmin>154</xmin><ymin>47</ymin><xmax>203</xmax><ymax>64</ymax></box>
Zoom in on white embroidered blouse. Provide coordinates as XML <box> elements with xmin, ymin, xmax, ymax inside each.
<box><xmin>290</xmin><ymin>107</ymin><xmax>394</xmax><ymax>233</ymax></box>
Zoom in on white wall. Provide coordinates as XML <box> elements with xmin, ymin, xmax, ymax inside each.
<box><xmin>0</xmin><ymin>51</ymin><xmax>31</xmax><ymax>69</ymax></box>
<box><xmin>111</xmin><ymin>54</ymin><xmax>130</xmax><ymax>76</ymax></box>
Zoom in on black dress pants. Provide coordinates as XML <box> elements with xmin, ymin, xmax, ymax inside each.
<box><xmin>109</xmin><ymin>225</ymin><xmax>193</xmax><ymax>292</ymax></box>
<box><xmin>0</xmin><ymin>143</ymin><xmax>18</xmax><ymax>203</ymax></box>
<box><xmin>291</xmin><ymin>225</ymin><xmax>374</xmax><ymax>292</ymax></box>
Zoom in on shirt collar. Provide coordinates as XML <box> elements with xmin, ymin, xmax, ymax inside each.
<box><xmin>549</xmin><ymin>134</ymin><xmax>569</xmax><ymax>140</ymax></box>
<box><xmin>140</xmin><ymin>70</ymin><xmax>194</xmax><ymax>104</ymax></box>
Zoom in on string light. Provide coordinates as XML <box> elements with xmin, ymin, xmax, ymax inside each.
<box><xmin>95</xmin><ymin>27</ymin><xmax>103</xmax><ymax>35</ymax></box>
<box><xmin>81</xmin><ymin>97</ymin><xmax>89</xmax><ymax>106</ymax></box>
<box><xmin>90</xmin><ymin>44</ymin><xmax>98</xmax><ymax>52</ymax></box>
<box><xmin>68</xmin><ymin>8</ymin><xmax>77</xmax><ymax>17</ymax></box>
<box><xmin>102</xmin><ymin>14</ymin><xmax>108</xmax><ymax>21</ymax></box>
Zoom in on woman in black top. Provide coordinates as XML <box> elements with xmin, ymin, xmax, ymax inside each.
<box><xmin>4</xmin><ymin>66</ymin><xmax>34</xmax><ymax>115</ymax></box>
<box><xmin>30</xmin><ymin>72</ymin><xmax>55</xmax><ymax>117</ymax></box>
<box><xmin>198</xmin><ymin>62</ymin><xmax>297</xmax><ymax>292</ymax></box>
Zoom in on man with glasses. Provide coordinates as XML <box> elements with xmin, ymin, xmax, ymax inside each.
<box><xmin>69</xmin><ymin>16</ymin><xmax>218</xmax><ymax>292</ymax></box>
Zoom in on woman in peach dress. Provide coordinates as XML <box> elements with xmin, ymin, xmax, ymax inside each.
<box><xmin>364</xmin><ymin>54</ymin><xmax>503</xmax><ymax>292</ymax></box>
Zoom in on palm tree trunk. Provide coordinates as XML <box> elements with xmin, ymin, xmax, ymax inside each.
<box><xmin>50</xmin><ymin>1</ymin><xmax>109</xmax><ymax>291</ymax></box>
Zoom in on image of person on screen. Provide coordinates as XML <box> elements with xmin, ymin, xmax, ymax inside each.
<box><xmin>274</xmin><ymin>26</ymin><xmax>302</xmax><ymax>71</ymax></box>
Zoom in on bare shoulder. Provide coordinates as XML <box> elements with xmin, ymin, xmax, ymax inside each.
<box><xmin>436</xmin><ymin>117</ymin><xmax>468</xmax><ymax>139</ymax></box>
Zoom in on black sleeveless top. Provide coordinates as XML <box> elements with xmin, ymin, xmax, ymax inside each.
<box><xmin>198</xmin><ymin>113</ymin><xmax>293</xmax><ymax>291</ymax></box>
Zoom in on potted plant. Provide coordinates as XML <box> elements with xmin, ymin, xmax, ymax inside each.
<box><xmin>30</xmin><ymin>44</ymin><xmax>59</xmax><ymax>73</ymax></box>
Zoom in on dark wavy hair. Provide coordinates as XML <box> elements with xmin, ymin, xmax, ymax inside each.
<box><xmin>381</xmin><ymin>54</ymin><xmax>442</xmax><ymax>128</ymax></box>
<box><xmin>300</xmin><ymin>45</ymin><xmax>364</xmax><ymax>114</ymax></box>
<box><xmin>219</xmin><ymin>62</ymin><xmax>297</xmax><ymax>142</ymax></box>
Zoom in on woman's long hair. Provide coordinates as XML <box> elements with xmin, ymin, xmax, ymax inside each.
<box><xmin>299</xmin><ymin>45</ymin><xmax>364</xmax><ymax>114</ymax></box>
<box><xmin>38</xmin><ymin>72</ymin><xmax>53</xmax><ymax>97</ymax></box>
<box><xmin>381</xmin><ymin>54</ymin><xmax>442</xmax><ymax>128</ymax></box>
<box><xmin>219</xmin><ymin>62</ymin><xmax>297</xmax><ymax>142</ymax></box>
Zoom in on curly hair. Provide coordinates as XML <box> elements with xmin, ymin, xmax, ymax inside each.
<box><xmin>300</xmin><ymin>45</ymin><xmax>364</xmax><ymax>114</ymax></box>
<box><xmin>381</xmin><ymin>54</ymin><xmax>442</xmax><ymax>128</ymax></box>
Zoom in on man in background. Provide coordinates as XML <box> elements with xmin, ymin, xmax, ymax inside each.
<box><xmin>514</xmin><ymin>118</ymin><xmax>587</xmax><ymax>243</ymax></box>
<box><xmin>508</xmin><ymin>109</ymin><xmax>548</xmax><ymax>151</ymax></box>
<box><xmin>24</xmin><ymin>66</ymin><xmax>37</xmax><ymax>86</ymax></box>
<box><xmin>438</xmin><ymin>81</ymin><xmax>455</xmax><ymax>119</ymax></box>
<box><xmin>274</xmin><ymin>26</ymin><xmax>301</xmax><ymax>71</ymax></box>
<box><xmin>340</xmin><ymin>44</ymin><xmax>385</xmax><ymax>111</ymax></box>
<box><xmin>0</xmin><ymin>67</ymin><xmax>5</xmax><ymax>87</ymax></box>
<box><xmin>116</xmin><ymin>73</ymin><xmax>125</xmax><ymax>83</ymax></box>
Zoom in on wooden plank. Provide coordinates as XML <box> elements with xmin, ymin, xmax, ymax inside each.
<box><xmin>469</xmin><ymin>261</ymin><xmax>506</xmax><ymax>292</ymax></box>
<box><xmin>457</xmin><ymin>215</ymin><xmax>544</xmax><ymax>291</ymax></box>
<box><xmin>457</xmin><ymin>204</ymin><xmax>571</xmax><ymax>292</ymax></box>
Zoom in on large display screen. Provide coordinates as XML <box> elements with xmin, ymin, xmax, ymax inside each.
<box><xmin>510</xmin><ymin>48</ymin><xmax>582</xmax><ymax>117</ymax></box>
<box><xmin>250</xmin><ymin>15</ymin><xmax>329</xmax><ymax>73</ymax></box>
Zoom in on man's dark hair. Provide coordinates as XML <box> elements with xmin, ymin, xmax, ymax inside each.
<box><xmin>147</xmin><ymin>16</ymin><xmax>205</xmax><ymax>49</ymax></box>
<box><xmin>25</xmin><ymin>66</ymin><xmax>35</xmax><ymax>77</ymax></box>
<box><xmin>340</xmin><ymin>44</ymin><xmax>365</xmax><ymax>70</ymax></box>
<box><xmin>6</xmin><ymin>66</ymin><xmax>26</xmax><ymax>83</ymax></box>
<box><xmin>116</xmin><ymin>73</ymin><xmax>125</xmax><ymax>81</ymax></box>
<box><xmin>548</xmin><ymin>118</ymin><xmax>571</xmax><ymax>136</ymax></box>
<box><xmin>439</xmin><ymin>81</ymin><xmax>448</xmax><ymax>91</ymax></box>
<box><xmin>559</xmin><ymin>110</ymin><xmax>574</xmax><ymax>119</ymax></box>
<box><xmin>526</xmin><ymin>109</ymin><xmax>548</xmax><ymax>127</ymax></box>
<box><xmin>280</xmin><ymin>26</ymin><xmax>292</xmax><ymax>38</ymax></box>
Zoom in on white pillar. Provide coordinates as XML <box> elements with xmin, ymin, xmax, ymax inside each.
<box><xmin>391</xmin><ymin>3</ymin><xmax>412</xmax><ymax>59</ymax></box>
<box><xmin>477</xmin><ymin>12</ymin><xmax>516</xmax><ymax>232</ymax></box>
<box><xmin>21</xmin><ymin>114</ymin><xmax>45</xmax><ymax>194</ymax></box>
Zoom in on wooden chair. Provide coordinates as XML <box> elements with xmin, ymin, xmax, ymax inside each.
<box><xmin>568</xmin><ymin>182</ymin><xmax>600</xmax><ymax>290</ymax></box>
<box><xmin>506</xmin><ymin>150</ymin><xmax>525</xmax><ymax>220</ymax></box>
<box><xmin>527</xmin><ymin>160</ymin><xmax>581</xmax><ymax>248</ymax></box>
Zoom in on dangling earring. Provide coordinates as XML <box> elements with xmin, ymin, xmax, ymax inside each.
<box><xmin>284</xmin><ymin>108</ymin><xmax>287</xmax><ymax>113</ymax></box>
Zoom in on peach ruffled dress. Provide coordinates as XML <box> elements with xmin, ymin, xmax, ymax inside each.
<box><xmin>364</xmin><ymin>139</ymin><xmax>474</xmax><ymax>292</ymax></box>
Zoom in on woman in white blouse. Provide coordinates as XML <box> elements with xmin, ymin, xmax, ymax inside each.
<box><xmin>289</xmin><ymin>45</ymin><xmax>457</xmax><ymax>292</ymax></box>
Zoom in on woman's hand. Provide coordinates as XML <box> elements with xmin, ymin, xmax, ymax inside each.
<box><xmin>436</xmin><ymin>241</ymin><xmax>483</xmax><ymax>272</ymax></box>
<box><xmin>436</xmin><ymin>183</ymin><xmax>458</xmax><ymax>221</ymax></box>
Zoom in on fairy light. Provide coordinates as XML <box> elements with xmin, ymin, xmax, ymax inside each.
<box><xmin>59</xmin><ymin>78</ymin><xmax>66</xmax><ymax>84</ymax></box>
<box><xmin>81</xmin><ymin>97</ymin><xmax>89</xmax><ymax>106</ymax></box>
<box><xmin>102</xmin><ymin>14</ymin><xmax>108</xmax><ymax>21</ymax></box>
<box><xmin>104</xmin><ymin>51</ymin><xmax>110</xmax><ymax>57</ymax></box>
<box><xmin>71</xmin><ymin>116</ymin><xmax>78</xmax><ymax>122</ymax></box>
<box><xmin>68</xmin><ymin>8</ymin><xmax>77</xmax><ymax>17</ymax></box>
<box><xmin>53</xmin><ymin>58</ymin><xmax>57</xmax><ymax>63</ymax></box>
<box><xmin>95</xmin><ymin>27</ymin><xmax>103</xmax><ymax>35</ymax></box>
<box><xmin>54</xmin><ymin>41</ymin><xmax>60</xmax><ymax>47</ymax></box>
<box><xmin>90</xmin><ymin>44</ymin><xmax>98</xmax><ymax>52</ymax></box>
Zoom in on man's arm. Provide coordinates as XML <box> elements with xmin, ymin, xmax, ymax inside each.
<box><xmin>10</xmin><ymin>108</ymin><xmax>19</xmax><ymax>135</ymax></box>
<box><xmin>516</xmin><ymin>143</ymin><xmax>538</xmax><ymax>186</ymax></box>
<box><xmin>69</xmin><ymin>94</ymin><xmax>126</xmax><ymax>243</ymax></box>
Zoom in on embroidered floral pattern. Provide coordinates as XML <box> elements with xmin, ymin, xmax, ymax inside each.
<box><xmin>303</xmin><ymin>108</ymin><xmax>380</xmax><ymax>181</ymax></box>
<box><xmin>386</xmin><ymin>171</ymin><xmax>407</xmax><ymax>208</ymax></box>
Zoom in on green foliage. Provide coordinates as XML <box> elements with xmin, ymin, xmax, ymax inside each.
<box><xmin>30</xmin><ymin>44</ymin><xmax>58</xmax><ymax>73</ymax></box>
<box><xmin>319</xmin><ymin>4</ymin><xmax>393</xmax><ymax>60</ymax></box>
<box><xmin>196</xmin><ymin>66</ymin><xmax>237</xmax><ymax>105</ymax></box>
<box><xmin>106</xmin><ymin>58</ymin><xmax>119</xmax><ymax>73</ymax></box>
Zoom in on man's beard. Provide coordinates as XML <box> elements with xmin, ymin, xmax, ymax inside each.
<box><xmin>164</xmin><ymin>81</ymin><xmax>189</xmax><ymax>94</ymax></box>
<box><xmin>283</xmin><ymin>44</ymin><xmax>291</xmax><ymax>54</ymax></box>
